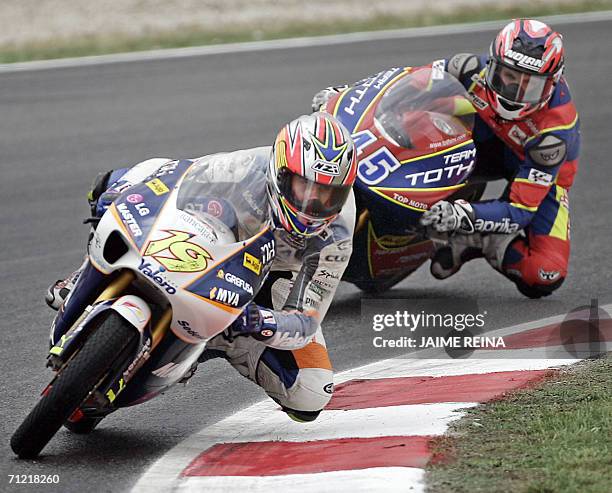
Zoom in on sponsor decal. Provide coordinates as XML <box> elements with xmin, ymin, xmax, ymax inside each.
<box><xmin>217</xmin><ymin>269</ymin><xmax>254</xmax><ymax>294</ymax></box>
<box><xmin>177</xmin><ymin>210</ymin><xmax>218</xmax><ymax>243</ymax></box>
<box><xmin>243</xmin><ymin>190</ymin><xmax>265</xmax><ymax>217</ymax></box>
<box><xmin>122</xmin><ymin>337</ymin><xmax>152</xmax><ymax>380</ymax></box>
<box><xmin>110</xmin><ymin>181</ymin><xmax>132</xmax><ymax>194</ymax></box>
<box><xmin>304</xmin><ymin>296</ymin><xmax>321</xmax><ymax>309</ymax></box>
<box><xmin>135</xmin><ymin>203</ymin><xmax>150</xmax><ymax>216</ymax></box>
<box><xmin>177</xmin><ymin>319</ymin><xmax>203</xmax><ymax>339</ymax></box>
<box><xmin>311</xmin><ymin>160</ymin><xmax>340</xmax><ymax>176</ymax></box>
<box><xmin>324</xmin><ymin>254</ymin><xmax>348</xmax><ymax>263</ymax></box>
<box><xmin>209</xmin><ymin>286</ymin><xmax>240</xmax><ymax>307</ymax></box>
<box><xmin>118</xmin><ymin>300</ymin><xmax>147</xmax><ymax>324</ymax></box>
<box><xmin>336</xmin><ymin>239</ymin><xmax>352</xmax><ymax>251</ymax></box>
<box><xmin>559</xmin><ymin>190</ymin><xmax>569</xmax><ymax>209</ymax></box>
<box><xmin>260</xmin><ymin>239</ymin><xmax>275</xmax><ymax>264</ymax></box>
<box><xmin>525</xmin><ymin>118</ymin><xmax>539</xmax><ymax>134</ymax></box>
<box><xmin>116</xmin><ymin>203</ymin><xmax>143</xmax><ymax>237</ymax></box>
<box><xmin>342</xmin><ymin>68</ymin><xmax>398</xmax><ymax>117</ymax></box>
<box><xmin>319</xmin><ymin>269</ymin><xmax>340</xmax><ymax>280</ymax></box>
<box><xmin>539</xmin><ymin>268</ymin><xmax>561</xmax><ymax>281</ymax></box>
<box><xmin>260</xmin><ymin>309</ymin><xmax>276</xmax><ymax>325</ymax></box>
<box><xmin>260</xmin><ymin>328</ymin><xmax>275</xmax><ymax>337</ymax></box>
<box><xmin>404</xmin><ymin>150</ymin><xmax>475</xmax><ymax>187</ymax></box>
<box><xmin>309</xmin><ymin>282</ymin><xmax>328</xmax><ymax>299</ymax></box>
<box><xmin>243</xmin><ymin>252</ymin><xmax>262</xmax><ymax>275</ymax></box>
<box><xmin>432</xmin><ymin>117</ymin><xmax>454</xmax><ymax>135</ymax></box>
<box><xmin>536</xmin><ymin>148</ymin><xmax>561</xmax><ymax>163</ymax></box>
<box><xmin>144</xmin><ymin>230</ymin><xmax>212</xmax><ymax>273</ymax></box>
<box><xmin>268</xmin><ymin>331</ymin><xmax>310</xmax><ymax>349</ymax></box>
<box><xmin>138</xmin><ymin>260</ymin><xmax>177</xmax><ymax>294</ymax></box>
<box><xmin>207</xmin><ymin>200</ymin><xmax>223</xmax><ymax>217</ymax></box>
<box><xmin>368</xmin><ymin>237</ymin><xmax>434</xmax><ymax>277</ymax></box>
<box><xmin>127</xmin><ymin>193</ymin><xmax>144</xmax><ymax>204</ymax></box>
<box><xmin>444</xmin><ymin>147</ymin><xmax>476</xmax><ymax>164</ymax></box>
<box><xmin>312</xmin><ymin>279</ymin><xmax>336</xmax><ymax>293</ymax></box>
<box><xmin>391</xmin><ymin>192</ymin><xmax>429</xmax><ymax>210</ymax></box>
<box><xmin>155</xmin><ymin>160</ymin><xmax>179</xmax><ymax>178</ymax></box>
<box><xmin>429</xmin><ymin>135</ymin><xmax>467</xmax><ymax>149</ymax></box>
<box><xmin>431</xmin><ymin>59</ymin><xmax>446</xmax><ymax>80</ymax></box>
<box><xmin>323</xmin><ymin>383</ymin><xmax>334</xmax><ymax>394</ymax></box>
<box><xmin>508</xmin><ymin>125</ymin><xmax>528</xmax><ymax>146</ymax></box>
<box><xmin>527</xmin><ymin>168</ymin><xmax>553</xmax><ymax>186</ymax></box>
<box><xmin>504</xmin><ymin>49</ymin><xmax>544</xmax><ymax>71</ymax></box>
<box><xmin>377</xmin><ymin>235</ymin><xmax>415</xmax><ymax>248</ymax></box>
<box><xmin>470</xmin><ymin>93</ymin><xmax>489</xmax><ymax>110</ymax></box>
<box><xmin>126</xmin><ymin>194</ymin><xmax>150</xmax><ymax>216</ymax></box>
<box><xmin>474</xmin><ymin>218</ymin><xmax>520</xmax><ymax>234</ymax></box>
<box><xmin>145</xmin><ymin>178</ymin><xmax>170</xmax><ymax>196</ymax></box>
<box><xmin>106</xmin><ymin>377</ymin><xmax>126</xmax><ymax>403</ymax></box>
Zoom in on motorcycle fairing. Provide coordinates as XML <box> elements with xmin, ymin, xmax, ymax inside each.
<box><xmin>328</xmin><ymin>67</ymin><xmax>408</xmax><ymax>134</ymax></box>
<box><xmin>366</xmin><ymin>222</ymin><xmax>435</xmax><ymax>278</ymax></box>
<box><xmin>109</xmin><ymin>159</ymin><xmax>195</xmax><ymax>251</ymax></box>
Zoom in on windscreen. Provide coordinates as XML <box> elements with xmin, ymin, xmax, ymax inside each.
<box><xmin>176</xmin><ymin>153</ymin><xmax>270</xmax><ymax>242</ymax></box>
<box><xmin>374</xmin><ymin>68</ymin><xmax>475</xmax><ymax>150</ymax></box>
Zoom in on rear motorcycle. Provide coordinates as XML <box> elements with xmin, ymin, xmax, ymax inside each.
<box><xmin>323</xmin><ymin>67</ymin><xmax>485</xmax><ymax>292</ymax></box>
<box><xmin>10</xmin><ymin>159</ymin><xmax>275</xmax><ymax>458</ymax></box>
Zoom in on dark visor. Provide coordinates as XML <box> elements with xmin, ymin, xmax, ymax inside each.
<box><xmin>486</xmin><ymin>59</ymin><xmax>552</xmax><ymax>105</ymax></box>
<box><xmin>278</xmin><ymin>169</ymin><xmax>351</xmax><ymax>218</ymax></box>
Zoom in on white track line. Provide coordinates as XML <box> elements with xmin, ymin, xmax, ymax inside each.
<box><xmin>2</xmin><ymin>11</ymin><xmax>612</xmax><ymax>73</ymax></box>
<box><xmin>175</xmin><ymin>467</ymin><xmax>426</xmax><ymax>493</ymax></box>
<box><xmin>132</xmin><ymin>304</ymin><xmax>611</xmax><ymax>492</ymax></box>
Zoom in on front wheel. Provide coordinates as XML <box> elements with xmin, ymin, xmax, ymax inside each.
<box><xmin>10</xmin><ymin>313</ymin><xmax>138</xmax><ymax>459</ymax></box>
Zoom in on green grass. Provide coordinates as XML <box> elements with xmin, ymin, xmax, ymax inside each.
<box><xmin>2</xmin><ymin>0</ymin><xmax>612</xmax><ymax>63</ymax></box>
<box><xmin>426</xmin><ymin>355</ymin><xmax>612</xmax><ymax>493</ymax></box>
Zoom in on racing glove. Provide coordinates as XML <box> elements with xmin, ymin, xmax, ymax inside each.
<box><xmin>420</xmin><ymin>199</ymin><xmax>476</xmax><ymax>234</ymax></box>
<box><xmin>311</xmin><ymin>85</ymin><xmax>349</xmax><ymax>112</ymax></box>
<box><xmin>230</xmin><ymin>302</ymin><xmax>277</xmax><ymax>341</ymax></box>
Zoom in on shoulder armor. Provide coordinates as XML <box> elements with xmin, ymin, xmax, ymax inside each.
<box><xmin>528</xmin><ymin>134</ymin><xmax>567</xmax><ymax>167</ymax></box>
<box><xmin>447</xmin><ymin>53</ymin><xmax>480</xmax><ymax>81</ymax></box>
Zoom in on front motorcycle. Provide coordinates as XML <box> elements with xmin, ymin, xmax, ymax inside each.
<box><xmin>323</xmin><ymin>67</ymin><xmax>484</xmax><ymax>292</ymax></box>
<box><xmin>10</xmin><ymin>158</ymin><xmax>275</xmax><ymax>458</ymax></box>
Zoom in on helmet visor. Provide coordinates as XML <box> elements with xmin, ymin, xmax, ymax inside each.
<box><xmin>278</xmin><ymin>169</ymin><xmax>351</xmax><ymax>219</ymax></box>
<box><xmin>486</xmin><ymin>60</ymin><xmax>552</xmax><ymax>105</ymax></box>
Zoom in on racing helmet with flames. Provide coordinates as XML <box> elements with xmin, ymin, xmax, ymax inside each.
<box><xmin>268</xmin><ymin>113</ymin><xmax>357</xmax><ymax>237</ymax></box>
<box><xmin>485</xmin><ymin>19</ymin><xmax>564</xmax><ymax>120</ymax></box>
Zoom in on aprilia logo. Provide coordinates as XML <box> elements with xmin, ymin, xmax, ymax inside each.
<box><xmin>474</xmin><ymin>218</ymin><xmax>520</xmax><ymax>233</ymax></box>
<box><xmin>504</xmin><ymin>49</ymin><xmax>544</xmax><ymax>71</ymax></box>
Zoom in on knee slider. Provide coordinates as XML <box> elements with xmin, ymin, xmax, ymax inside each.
<box><xmin>285</xmin><ymin>371</ymin><xmax>333</xmax><ymax>414</ymax></box>
<box><xmin>282</xmin><ymin>406</ymin><xmax>322</xmax><ymax>423</ymax></box>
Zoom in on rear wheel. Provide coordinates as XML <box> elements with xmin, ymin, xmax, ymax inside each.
<box><xmin>10</xmin><ymin>313</ymin><xmax>138</xmax><ymax>459</ymax></box>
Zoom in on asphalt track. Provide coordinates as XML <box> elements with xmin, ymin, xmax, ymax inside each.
<box><xmin>1</xmin><ymin>16</ymin><xmax>611</xmax><ymax>493</ymax></box>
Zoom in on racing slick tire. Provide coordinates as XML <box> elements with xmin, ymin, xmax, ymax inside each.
<box><xmin>10</xmin><ymin>313</ymin><xmax>138</xmax><ymax>459</ymax></box>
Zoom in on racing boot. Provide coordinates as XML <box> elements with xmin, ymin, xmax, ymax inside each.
<box><xmin>45</xmin><ymin>260</ymin><xmax>87</xmax><ymax>310</ymax></box>
<box><xmin>431</xmin><ymin>232</ymin><xmax>519</xmax><ymax>279</ymax></box>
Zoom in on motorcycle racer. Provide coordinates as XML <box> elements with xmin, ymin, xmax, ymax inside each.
<box><xmin>47</xmin><ymin>112</ymin><xmax>357</xmax><ymax>422</ymax></box>
<box><xmin>313</xmin><ymin>19</ymin><xmax>580</xmax><ymax>298</ymax></box>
